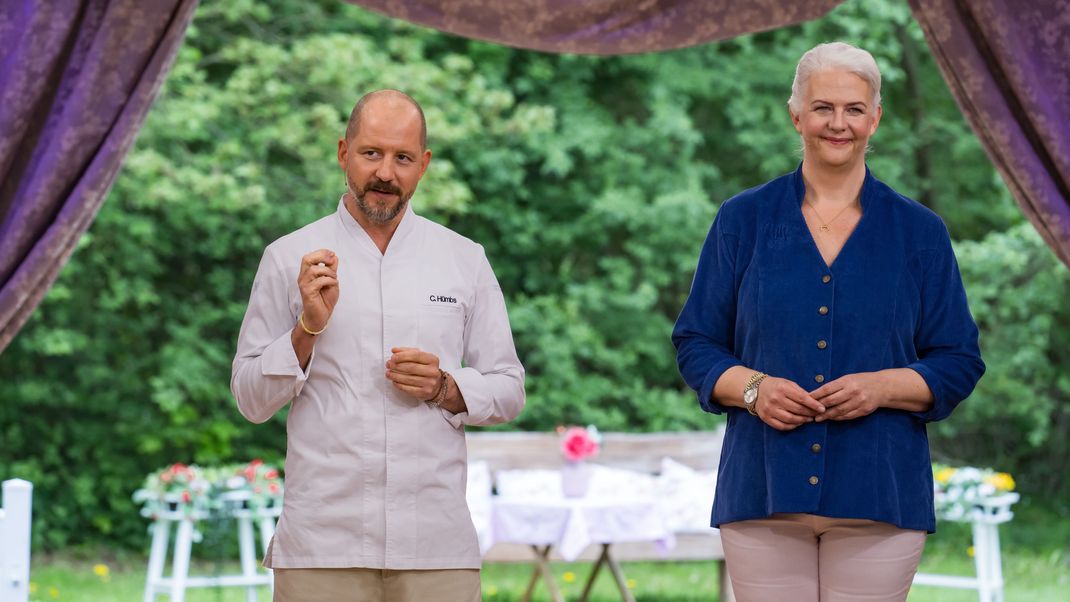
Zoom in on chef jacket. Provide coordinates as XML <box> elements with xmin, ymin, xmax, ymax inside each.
<box><xmin>672</xmin><ymin>165</ymin><xmax>984</xmax><ymax>533</ymax></box>
<box><xmin>232</xmin><ymin>199</ymin><xmax>525</xmax><ymax>569</ymax></box>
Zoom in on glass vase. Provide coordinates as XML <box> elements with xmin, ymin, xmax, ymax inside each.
<box><xmin>560</xmin><ymin>460</ymin><xmax>590</xmax><ymax>498</ymax></box>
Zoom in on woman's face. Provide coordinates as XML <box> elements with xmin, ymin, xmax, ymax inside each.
<box><xmin>790</xmin><ymin>68</ymin><xmax>882</xmax><ymax>171</ymax></box>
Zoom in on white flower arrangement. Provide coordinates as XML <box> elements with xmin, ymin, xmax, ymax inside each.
<box><xmin>133</xmin><ymin>460</ymin><xmax>283</xmax><ymax>520</ymax></box>
<box><xmin>933</xmin><ymin>463</ymin><xmax>1016</xmax><ymax>521</ymax></box>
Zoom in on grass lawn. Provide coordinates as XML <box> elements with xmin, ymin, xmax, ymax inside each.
<box><xmin>27</xmin><ymin>525</ymin><xmax>1069</xmax><ymax>602</ymax></box>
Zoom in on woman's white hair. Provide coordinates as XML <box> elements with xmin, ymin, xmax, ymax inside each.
<box><xmin>787</xmin><ymin>42</ymin><xmax>882</xmax><ymax>114</ymax></box>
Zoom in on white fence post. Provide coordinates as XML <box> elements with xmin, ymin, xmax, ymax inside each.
<box><xmin>0</xmin><ymin>479</ymin><xmax>33</xmax><ymax>602</ymax></box>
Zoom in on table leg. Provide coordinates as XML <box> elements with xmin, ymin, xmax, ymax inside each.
<box><xmin>604</xmin><ymin>545</ymin><xmax>636</xmax><ymax>602</ymax></box>
<box><xmin>987</xmin><ymin>522</ymin><xmax>1005</xmax><ymax>602</ymax></box>
<box><xmin>577</xmin><ymin>544</ymin><xmax>608</xmax><ymax>602</ymax></box>
<box><xmin>520</xmin><ymin>545</ymin><xmax>564</xmax><ymax>602</ymax></box>
<box><xmin>258</xmin><ymin>517</ymin><xmax>276</xmax><ymax>592</ymax></box>
<box><xmin>238</xmin><ymin>516</ymin><xmax>259</xmax><ymax>602</ymax></box>
<box><xmin>143</xmin><ymin>520</ymin><xmax>171</xmax><ymax>602</ymax></box>
<box><xmin>170</xmin><ymin>519</ymin><xmax>194</xmax><ymax>602</ymax></box>
<box><xmin>972</xmin><ymin>521</ymin><xmax>993</xmax><ymax>602</ymax></box>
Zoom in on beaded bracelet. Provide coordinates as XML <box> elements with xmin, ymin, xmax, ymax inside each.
<box><xmin>425</xmin><ymin>369</ymin><xmax>449</xmax><ymax>406</ymax></box>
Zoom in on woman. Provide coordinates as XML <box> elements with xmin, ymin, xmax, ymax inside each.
<box><xmin>672</xmin><ymin>42</ymin><xmax>984</xmax><ymax>602</ymax></box>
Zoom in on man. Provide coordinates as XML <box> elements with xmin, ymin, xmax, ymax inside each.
<box><xmin>231</xmin><ymin>89</ymin><xmax>525</xmax><ymax>602</ymax></box>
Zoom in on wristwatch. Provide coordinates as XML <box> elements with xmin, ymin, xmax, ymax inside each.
<box><xmin>742</xmin><ymin>371</ymin><xmax>768</xmax><ymax>416</ymax></box>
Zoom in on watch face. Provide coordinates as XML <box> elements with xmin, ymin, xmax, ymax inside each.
<box><xmin>744</xmin><ymin>388</ymin><xmax>758</xmax><ymax>405</ymax></box>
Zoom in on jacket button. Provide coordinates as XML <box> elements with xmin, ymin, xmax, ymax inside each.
<box><xmin>819</xmin><ymin>306</ymin><xmax>829</xmax><ymax>315</ymax></box>
<box><xmin>814</xmin><ymin>374</ymin><xmax>825</xmax><ymax>383</ymax></box>
<box><xmin>817</xmin><ymin>340</ymin><xmax>827</xmax><ymax>349</ymax></box>
<box><xmin>811</xmin><ymin>443</ymin><xmax>822</xmax><ymax>453</ymax></box>
<box><xmin>809</xmin><ymin>476</ymin><xmax>820</xmax><ymax>485</ymax></box>
<box><xmin>822</xmin><ymin>274</ymin><xmax>831</xmax><ymax>283</ymax></box>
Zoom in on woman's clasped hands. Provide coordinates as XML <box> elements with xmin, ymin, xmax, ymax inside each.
<box><xmin>755</xmin><ymin>373</ymin><xmax>888</xmax><ymax>430</ymax></box>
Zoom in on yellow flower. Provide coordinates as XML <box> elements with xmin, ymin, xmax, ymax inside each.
<box><xmin>967</xmin><ymin>546</ymin><xmax>975</xmax><ymax>558</ymax></box>
<box><xmin>626</xmin><ymin>578</ymin><xmax>637</xmax><ymax>589</ymax></box>
<box><xmin>93</xmin><ymin>564</ymin><xmax>109</xmax><ymax>577</ymax></box>
<box><xmin>485</xmin><ymin>585</ymin><xmax>498</xmax><ymax>597</ymax></box>
<box><xmin>934</xmin><ymin>467</ymin><xmax>956</xmax><ymax>484</ymax></box>
<box><xmin>48</xmin><ymin>585</ymin><xmax>60</xmax><ymax>599</ymax></box>
<box><xmin>563</xmin><ymin>571</ymin><xmax>575</xmax><ymax>583</ymax></box>
<box><xmin>29</xmin><ymin>582</ymin><xmax>38</xmax><ymax>594</ymax></box>
<box><xmin>985</xmin><ymin>472</ymin><xmax>1016</xmax><ymax>492</ymax></box>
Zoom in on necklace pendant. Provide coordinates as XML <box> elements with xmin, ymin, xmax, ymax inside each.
<box><xmin>820</xmin><ymin>224</ymin><xmax>830</xmax><ymax>232</ymax></box>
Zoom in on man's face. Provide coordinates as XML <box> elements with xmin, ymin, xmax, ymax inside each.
<box><xmin>338</xmin><ymin>100</ymin><xmax>431</xmax><ymax>227</ymax></box>
<box><xmin>790</xmin><ymin>69</ymin><xmax>881</xmax><ymax>171</ymax></box>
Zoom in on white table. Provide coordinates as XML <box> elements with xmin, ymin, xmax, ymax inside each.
<box><xmin>140</xmin><ymin>491</ymin><xmax>281</xmax><ymax>602</ymax></box>
<box><xmin>913</xmin><ymin>493</ymin><xmax>1020</xmax><ymax>602</ymax></box>
<box><xmin>489</xmin><ymin>495</ymin><xmax>675</xmax><ymax>602</ymax></box>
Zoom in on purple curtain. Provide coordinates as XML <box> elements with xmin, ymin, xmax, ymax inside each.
<box><xmin>908</xmin><ymin>0</ymin><xmax>1070</xmax><ymax>267</ymax></box>
<box><xmin>0</xmin><ymin>0</ymin><xmax>198</xmax><ymax>354</ymax></box>
<box><xmin>345</xmin><ymin>0</ymin><xmax>846</xmax><ymax>55</ymax></box>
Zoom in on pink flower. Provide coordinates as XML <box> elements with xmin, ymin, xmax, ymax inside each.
<box><xmin>561</xmin><ymin>426</ymin><xmax>599</xmax><ymax>462</ymax></box>
<box><xmin>265</xmin><ymin>469</ymin><xmax>278</xmax><ymax>480</ymax></box>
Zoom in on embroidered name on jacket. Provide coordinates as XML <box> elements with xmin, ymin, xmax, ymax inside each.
<box><xmin>429</xmin><ymin>294</ymin><xmax>458</xmax><ymax>304</ymax></box>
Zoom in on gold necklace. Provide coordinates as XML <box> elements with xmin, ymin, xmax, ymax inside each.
<box><xmin>806</xmin><ymin>198</ymin><xmax>856</xmax><ymax>233</ymax></box>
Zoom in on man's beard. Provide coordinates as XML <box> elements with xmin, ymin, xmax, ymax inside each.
<box><xmin>351</xmin><ymin>178</ymin><xmax>409</xmax><ymax>225</ymax></box>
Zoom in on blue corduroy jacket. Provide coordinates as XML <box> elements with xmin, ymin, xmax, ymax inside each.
<box><xmin>672</xmin><ymin>165</ymin><xmax>985</xmax><ymax>533</ymax></box>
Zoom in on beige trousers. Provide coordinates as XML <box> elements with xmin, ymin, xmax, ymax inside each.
<box><xmin>272</xmin><ymin>567</ymin><xmax>481</xmax><ymax>602</ymax></box>
<box><xmin>720</xmin><ymin>513</ymin><xmax>926</xmax><ymax>602</ymax></box>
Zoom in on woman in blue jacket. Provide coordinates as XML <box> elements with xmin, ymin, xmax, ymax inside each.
<box><xmin>672</xmin><ymin>42</ymin><xmax>984</xmax><ymax>602</ymax></box>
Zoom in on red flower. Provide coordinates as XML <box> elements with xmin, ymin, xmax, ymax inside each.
<box><xmin>269</xmin><ymin>483</ymin><xmax>279</xmax><ymax>493</ymax></box>
<box><xmin>561</xmin><ymin>427</ymin><xmax>599</xmax><ymax>462</ymax></box>
<box><xmin>181</xmin><ymin>491</ymin><xmax>191</xmax><ymax>503</ymax></box>
<box><xmin>265</xmin><ymin>469</ymin><xmax>278</xmax><ymax>480</ymax></box>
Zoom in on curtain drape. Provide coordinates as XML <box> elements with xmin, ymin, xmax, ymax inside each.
<box><xmin>345</xmin><ymin>0</ymin><xmax>846</xmax><ymax>55</ymax></box>
<box><xmin>0</xmin><ymin>0</ymin><xmax>198</xmax><ymax>354</ymax></box>
<box><xmin>908</xmin><ymin>0</ymin><xmax>1070</xmax><ymax>267</ymax></box>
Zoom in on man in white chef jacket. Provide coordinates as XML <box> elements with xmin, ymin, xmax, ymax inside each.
<box><xmin>231</xmin><ymin>89</ymin><xmax>525</xmax><ymax>602</ymax></box>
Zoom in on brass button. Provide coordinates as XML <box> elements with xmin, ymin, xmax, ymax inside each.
<box><xmin>811</xmin><ymin>443</ymin><xmax>822</xmax><ymax>453</ymax></box>
<box><xmin>814</xmin><ymin>374</ymin><xmax>825</xmax><ymax>383</ymax></box>
<box><xmin>809</xmin><ymin>476</ymin><xmax>820</xmax><ymax>485</ymax></box>
<box><xmin>822</xmin><ymin>274</ymin><xmax>831</xmax><ymax>283</ymax></box>
<box><xmin>817</xmin><ymin>340</ymin><xmax>827</xmax><ymax>349</ymax></box>
<box><xmin>819</xmin><ymin>306</ymin><xmax>829</xmax><ymax>315</ymax></box>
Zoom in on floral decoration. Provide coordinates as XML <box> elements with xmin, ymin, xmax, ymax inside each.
<box><xmin>933</xmin><ymin>463</ymin><xmax>1016</xmax><ymax>520</ymax></box>
<box><xmin>559</xmin><ymin>425</ymin><xmax>601</xmax><ymax>462</ymax></box>
<box><xmin>134</xmin><ymin>459</ymin><xmax>283</xmax><ymax>519</ymax></box>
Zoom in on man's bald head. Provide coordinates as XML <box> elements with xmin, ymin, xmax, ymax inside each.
<box><xmin>345</xmin><ymin>89</ymin><xmax>427</xmax><ymax>150</ymax></box>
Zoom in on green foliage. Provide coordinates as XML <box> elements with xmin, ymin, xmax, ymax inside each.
<box><xmin>0</xmin><ymin>0</ymin><xmax>1051</xmax><ymax>553</ymax></box>
<box><xmin>932</xmin><ymin>224</ymin><xmax>1070</xmax><ymax>500</ymax></box>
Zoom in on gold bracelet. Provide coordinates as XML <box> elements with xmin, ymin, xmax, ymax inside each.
<box><xmin>298</xmin><ymin>311</ymin><xmax>327</xmax><ymax>336</ymax></box>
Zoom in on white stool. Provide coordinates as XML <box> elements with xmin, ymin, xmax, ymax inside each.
<box><xmin>913</xmin><ymin>492</ymin><xmax>1019</xmax><ymax>602</ymax></box>
<box><xmin>142</xmin><ymin>490</ymin><xmax>281</xmax><ymax>602</ymax></box>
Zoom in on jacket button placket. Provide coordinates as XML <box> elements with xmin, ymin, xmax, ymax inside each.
<box><xmin>807</xmin><ymin>272</ymin><xmax>833</xmax><ymax>495</ymax></box>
